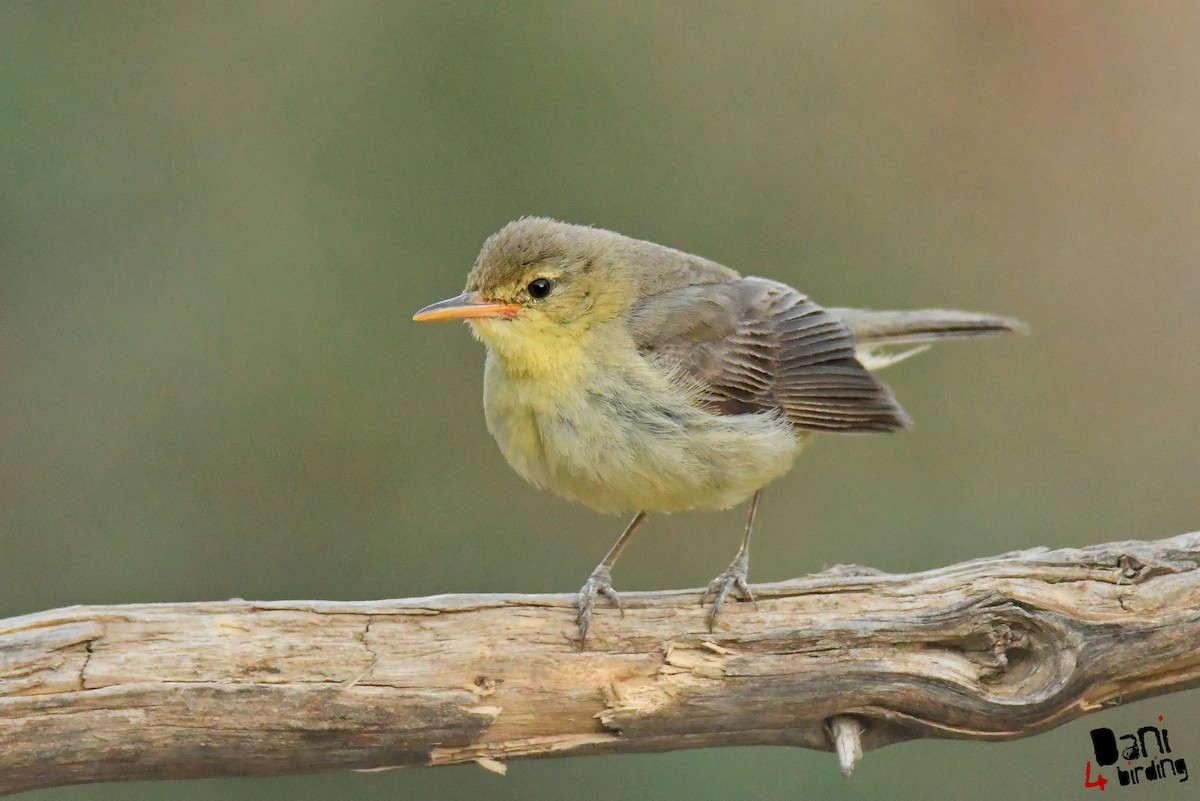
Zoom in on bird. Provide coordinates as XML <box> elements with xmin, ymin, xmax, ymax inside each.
<box><xmin>413</xmin><ymin>217</ymin><xmax>1024</xmax><ymax>647</ymax></box>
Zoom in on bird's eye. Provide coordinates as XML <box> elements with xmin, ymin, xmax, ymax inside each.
<box><xmin>527</xmin><ymin>277</ymin><xmax>554</xmax><ymax>299</ymax></box>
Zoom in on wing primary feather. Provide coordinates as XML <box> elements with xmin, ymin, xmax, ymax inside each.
<box><xmin>630</xmin><ymin>276</ymin><xmax>912</xmax><ymax>434</ymax></box>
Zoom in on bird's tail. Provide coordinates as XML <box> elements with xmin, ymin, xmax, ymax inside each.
<box><xmin>831</xmin><ymin>308</ymin><xmax>1027</xmax><ymax>371</ymax></box>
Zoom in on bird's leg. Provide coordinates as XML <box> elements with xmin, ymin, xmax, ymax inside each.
<box><xmin>702</xmin><ymin>489</ymin><xmax>762</xmax><ymax>631</ymax></box>
<box><xmin>576</xmin><ymin>511</ymin><xmax>646</xmax><ymax>648</ymax></box>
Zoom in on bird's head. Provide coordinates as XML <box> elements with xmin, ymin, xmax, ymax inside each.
<box><xmin>413</xmin><ymin>218</ymin><xmax>639</xmax><ymax>365</ymax></box>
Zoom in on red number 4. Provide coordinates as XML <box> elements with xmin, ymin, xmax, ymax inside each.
<box><xmin>1085</xmin><ymin>761</ymin><xmax>1108</xmax><ymax>791</ymax></box>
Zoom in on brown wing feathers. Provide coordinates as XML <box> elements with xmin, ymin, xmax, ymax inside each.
<box><xmin>631</xmin><ymin>277</ymin><xmax>911</xmax><ymax>433</ymax></box>
<box><xmin>751</xmin><ymin>281</ymin><xmax>910</xmax><ymax>432</ymax></box>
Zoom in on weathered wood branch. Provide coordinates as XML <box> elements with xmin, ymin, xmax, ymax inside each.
<box><xmin>2</xmin><ymin>533</ymin><xmax>1199</xmax><ymax>795</ymax></box>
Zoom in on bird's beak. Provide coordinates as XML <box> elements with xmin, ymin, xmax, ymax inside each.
<box><xmin>412</xmin><ymin>291</ymin><xmax>521</xmax><ymax>322</ymax></box>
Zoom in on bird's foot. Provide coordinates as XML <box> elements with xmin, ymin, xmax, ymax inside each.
<box><xmin>576</xmin><ymin>566</ymin><xmax>623</xmax><ymax>649</ymax></box>
<box><xmin>701</xmin><ymin>550</ymin><xmax>757</xmax><ymax>632</ymax></box>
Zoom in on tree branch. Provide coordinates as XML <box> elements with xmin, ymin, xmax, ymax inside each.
<box><xmin>2</xmin><ymin>533</ymin><xmax>1199</xmax><ymax>795</ymax></box>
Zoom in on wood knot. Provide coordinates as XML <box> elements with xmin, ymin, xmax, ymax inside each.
<box><xmin>470</xmin><ymin>675</ymin><xmax>502</xmax><ymax>696</ymax></box>
<box><xmin>1117</xmin><ymin>554</ymin><xmax>1146</xmax><ymax>582</ymax></box>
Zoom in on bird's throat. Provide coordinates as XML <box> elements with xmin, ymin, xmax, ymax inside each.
<box><xmin>470</xmin><ymin>317</ymin><xmax>601</xmax><ymax>383</ymax></box>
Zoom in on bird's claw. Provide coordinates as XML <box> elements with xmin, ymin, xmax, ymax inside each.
<box><xmin>701</xmin><ymin>552</ymin><xmax>757</xmax><ymax>632</ymax></box>
<box><xmin>576</xmin><ymin>566</ymin><xmax>622</xmax><ymax>649</ymax></box>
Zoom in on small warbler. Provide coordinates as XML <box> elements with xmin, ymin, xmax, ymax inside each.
<box><xmin>414</xmin><ymin>218</ymin><xmax>1023</xmax><ymax>646</ymax></box>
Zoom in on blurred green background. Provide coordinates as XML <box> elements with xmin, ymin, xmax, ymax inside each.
<box><xmin>3</xmin><ymin>2</ymin><xmax>1199</xmax><ymax>799</ymax></box>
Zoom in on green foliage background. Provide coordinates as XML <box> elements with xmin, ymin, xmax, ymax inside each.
<box><xmin>3</xmin><ymin>3</ymin><xmax>1199</xmax><ymax>799</ymax></box>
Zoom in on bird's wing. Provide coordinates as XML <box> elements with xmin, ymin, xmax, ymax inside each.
<box><xmin>627</xmin><ymin>277</ymin><xmax>911</xmax><ymax>432</ymax></box>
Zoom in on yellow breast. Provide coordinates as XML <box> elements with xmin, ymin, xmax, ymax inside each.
<box><xmin>478</xmin><ymin>328</ymin><xmax>803</xmax><ymax>514</ymax></box>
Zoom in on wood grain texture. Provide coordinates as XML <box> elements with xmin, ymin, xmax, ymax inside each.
<box><xmin>2</xmin><ymin>532</ymin><xmax>1199</xmax><ymax>795</ymax></box>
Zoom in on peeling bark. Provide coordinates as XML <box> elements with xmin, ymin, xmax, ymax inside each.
<box><xmin>1</xmin><ymin>533</ymin><xmax>1199</xmax><ymax>795</ymax></box>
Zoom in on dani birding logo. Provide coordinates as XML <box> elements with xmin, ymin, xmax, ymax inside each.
<box><xmin>1084</xmin><ymin>715</ymin><xmax>1188</xmax><ymax>790</ymax></box>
